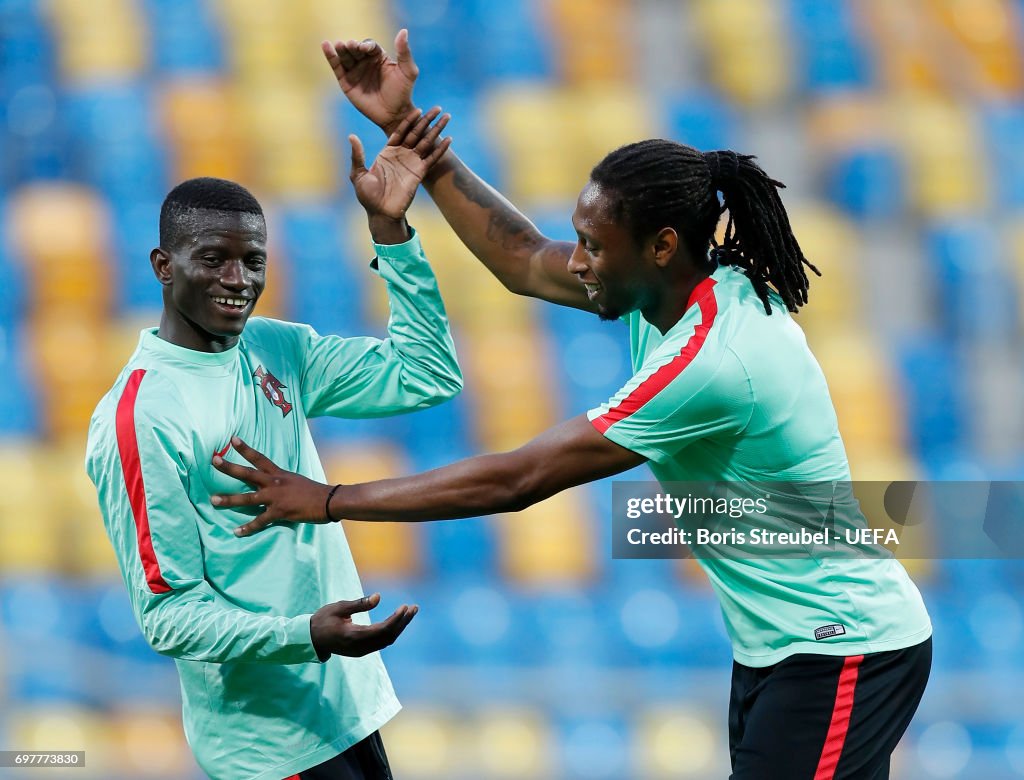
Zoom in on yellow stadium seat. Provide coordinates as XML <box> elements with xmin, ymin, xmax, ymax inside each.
<box><xmin>379</xmin><ymin>708</ymin><xmax>462</xmax><ymax>779</ymax></box>
<box><xmin>49</xmin><ymin>440</ymin><xmax>118</xmax><ymax>577</ymax></box>
<box><xmin>805</xmin><ymin>95</ymin><xmax>890</xmax><ymax>153</ymax></box>
<box><xmin>234</xmin><ymin>84</ymin><xmax>338</xmax><ymax>199</ymax></box>
<box><xmin>159</xmin><ymin>79</ymin><xmax>247</xmax><ymax>183</ymax></box>
<box><xmin>926</xmin><ymin>0</ymin><xmax>1023</xmax><ymax>95</ymax></box>
<box><xmin>304</xmin><ymin>0</ymin><xmax>392</xmax><ymax>51</ymax></box>
<box><xmin>785</xmin><ymin>204</ymin><xmax>862</xmax><ymax>335</ymax></box>
<box><xmin>855</xmin><ymin>0</ymin><xmax>943</xmax><ymax>91</ymax></box>
<box><xmin>546</xmin><ymin>0</ymin><xmax>633</xmax><ymax>85</ymax></box>
<box><xmin>44</xmin><ymin>0</ymin><xmax>147</xmax><ymax>84</ymax></box>
<box><xmin>569</xmin><ymin>86</ymin><xmax>657</xmax><ymax>170</ymax></box>
<box><xmin>0</xmin><ymin>443</ymin><xmax>63</xmax><ymax>571</ymax></box>
<box><xmin>634</xmin><ymin>705</ymin><xmax>726</xmax><ymax>778</ymax></box>
<box><xmin>469</xmin><ymin>707</ymin><xmax>554</xmax><ymax>778</ymax></box>
<box><xmin>8</xmin><ymin>706</ymin><xmax>110</xmax><ymax>769</ymax></box>
<box><xmin>889</xmin><ymin>92</ymin><xmax>989</xmax><ymax>216</ymax></box>
<box><xmin>5</xmin><ymin>184</ymin><xmax>112</xmax><ymax>274</ymax></box>
<box><xmin>28</xmin><ymin>315</ymin><xmax>112</xmax><ymax>439</ymax></box>
<box><xmin>322</xmin><ymin>442</ymin><xmax>421</xmax><ymax>577</ymax></box>
<box><xmin>692</xmin><ymin>0</ymin><xmax>793</xmax><ymax>107</ymax></box>
<box><xmin>498</xmin><ymin>489</ymin><xmax>597</xmax><ymax>585</ymax></box>
<box><xmin>484</xmin><ymin>85</ymin><xmax>585</xmax><ymax>202</ymax></box>
<box><xmin>810</xmin><ymin>327</ymin><xmax>906</xmax><ymax>456</ymax></box>
<box><xmin>108</xmin><ymin>708</ymin><xmax>195</xmax><ymax>777</ymax></box>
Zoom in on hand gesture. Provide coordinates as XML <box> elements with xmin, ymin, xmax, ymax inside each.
<box><xmin>311</xmin><ymin>593</ymin><xmax>418</xmax><ymax>658</ymax></box>
<box><xmin>211</xmin><ymin>436</ymin><xmax>333</xmax><ymax>536</ymax></box>
<box><xmin>349</xmin><ymin>106</ymin><xmax>452</xmax><ymax>221</ymax></box>
<box><xmin>321</xmin><ymin>30</ymin><xmax>418</xmax><ymax>135</ymax></box>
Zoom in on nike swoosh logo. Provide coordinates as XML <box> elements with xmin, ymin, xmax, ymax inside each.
<box><xmin>214</xmin><ymin>442</ymin><xmax>231</xmax><ymax>458</ymax></box>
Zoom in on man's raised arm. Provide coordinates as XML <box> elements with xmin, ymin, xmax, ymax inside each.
<box><xmin>321</xmin><ymin>34</ymin><xmax>593</xmax><ymax>311</ymax></box>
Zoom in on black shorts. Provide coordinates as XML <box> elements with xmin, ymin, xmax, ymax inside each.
<box><xmin>284</xmin><ymin>732</ymin><xmax>393</xmax><ymax>780</ymax></box>
<box><xmin>728</xmin><ymin>638</ymin><xmax>931</xmax><ymax>780</ymax></box>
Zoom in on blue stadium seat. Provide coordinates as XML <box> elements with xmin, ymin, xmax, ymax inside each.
<box><xmin>0</xmin><ymin>325</ymin><xmax>39</xmax><ymax>435</ymax></box>
<box><xmin>142</xmin><ymin>0</ymin><xmax>224</xmax><ymax>74</ymax></box>
<box><xmin>981</xmin><ymin>101</ymin><xmax>1024</xmax><ymax>208</ymax></box>
<box><xmin>786</xmin><ymin>0</ymin><xmax>873</xmax><ymax>91</ymax></box>
<box><xmin>925</xmin><ymin>219</ymin><xmax>1019</xmax><ymax>342</ymax></box>
<box><xmin>279</xmin><ymin>203</ymin><xmax>368</xmax><ymax>335</ymax></box>
<box><xmin>462</xmin><ymin>0</ymin><xmax>554</xmax><ymax>82</ymax></box>
<box><xmin>825</xmin><ymin>146</ymin><xmax>905</xmax><ymax>220</ymax></box>
<box><xmin>111</xmin><ymin>199</ymin><xmax>165</xmax><ymax>313</ymax></box>
<box><xmin>558</xmin><ymin>715</ymin><xmax>632</xmax><ymax>780</ymax></box>
<box><xmin>895</xmin><ymin>337</ymin><xmax>969</xmax><ymax>464</ymax></box>
<box><xmin>662</xmin><ymin>91</ymin><xmax>740</xmax><ymax>152</ymax></box>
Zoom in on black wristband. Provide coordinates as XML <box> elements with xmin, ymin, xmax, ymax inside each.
<box><xmin>325</xmin><ymin>484</ymin><xmax>342</xmax><ymax>523</ymax></box>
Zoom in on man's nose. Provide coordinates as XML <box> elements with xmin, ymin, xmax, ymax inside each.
<box><xmin>566</xmin><ymin>243</ymin><xmax>587</xmax><ymax>276</ymax></box>
<box><xmin>219</xmin><ymin>260</ymin><xmax>247</xmax><ymax>289</ymax></box>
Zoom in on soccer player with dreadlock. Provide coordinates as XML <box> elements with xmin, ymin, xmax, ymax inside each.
<box><xmin>209</xmin><ymin>34</ymin><xmax>932</xmax><ymax>780</ymax></box>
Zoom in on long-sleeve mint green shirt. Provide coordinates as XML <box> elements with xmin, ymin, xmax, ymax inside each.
<box><xmin>86</xmin><ymin>231</ymin><xmax>461</xmax><ymax>780</ymax></box>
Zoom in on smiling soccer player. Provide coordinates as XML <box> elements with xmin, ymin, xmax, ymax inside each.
<box><xmin>86</xmin><ymin>111</ymin><xmax>458</xmax><ymax>780</ymax></box>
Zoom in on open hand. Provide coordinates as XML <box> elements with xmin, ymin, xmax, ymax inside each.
<box><xmin>349</xmin><ymin>106</ymin><xmax>452</xmax><ymax>221</ymax></box>
<box><xmin>211</xmin><ymin>436</ymin><xmax>332</xmax><ymax>536</ymax></box>
<box><xmin>321</xmin><ymin>30</ymin><xmax>418</xmax><ymax>135</ymax></box>
<box><xmin>311</xmin><ymin>593</ymin><xmax>418</xmax><ymax>659</ymax></box>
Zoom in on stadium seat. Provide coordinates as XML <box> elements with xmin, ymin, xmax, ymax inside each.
<box><xmin>662</xmin><ymin>91</ymin><xmax>740</xmax><ymax>152</ymax></box>
<box><xmin>825</xmin><ymin>145</ymin><xmax>906</xmax><ymax>220</ymax></box>
<box><xmin>142</xmin><ymin>0</ymin><xmax>223</xmax><ymax>75</ymax></box>
<box><xmin>926</xmin><ymin>218</ymin><xmax>1018</xmax><ymax>342</ymax></box>
<box><xmin>981</xmin><ymin>101</ymin><xmax>1024</xmax><ymax>208</ymax></box>
<box><xmin>893</xmin><ymin>93</ymin><xmax>990</xmax><ymax>216</ymax></box>
<box><xmin>895</xmin><ymin>337</ymin><xmax>970</xmax><ymax>463</ymax></box>
<box><xmin>0</xmin><ymin>445</ymin><xmax>61</xmax><ymax>570</ymax></box>
<box><xmin>635</xmin><ymin>705</ymin><xmax>727</xmax><ymax>778</ymax></box>
<box><xmin>378</xmin><ymin>707</ymin><xmax>462</xmax><ymax>779</ymax></box>
<box><xmin>468</xmin><ymin>706</ymin><xmax>555</xmax><ymax>778</ymax></box>
<box><xmin>545</xmin><ymin>0</ymin><xmax>632</xmax><ymax>85</ymax></box>
<box><xmin>691</xmin><ymin>0</ymin><xmax>793</xmax><ymax>107</ymax></box>
<box><xmin>159</xmin><ymin>79</ymin><xmax>246</xmax><ymax>184</ymax></box>
<box><xmin>786</xmin><ymin>0</ymin><xmax>873</xmax><ymax>91</ymax></box>
<box><xmin>498</xmin><ymin>490</ymin><xmax>597</xmax><ymax>586</ymax></box>
<box><xmin>45</xmin><ymin>0</ymin><xmax>148</xmax><ymax>84</ymax></box>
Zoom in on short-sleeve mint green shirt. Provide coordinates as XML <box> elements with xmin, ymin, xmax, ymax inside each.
<box><xmin>589</xmin><ymin>265</ymin><xmax>931</xmax><ymax>667</ymax></box>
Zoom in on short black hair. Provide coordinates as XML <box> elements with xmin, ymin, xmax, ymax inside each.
<box><xmin>159</xmin><ymin>177</ymin><xmax>265</xmax><ymax>249</ymax></box>
<box><xmin>590</xmin><ymin>140</ymin><xmax>819</xmax><ymax>314</ymax></box>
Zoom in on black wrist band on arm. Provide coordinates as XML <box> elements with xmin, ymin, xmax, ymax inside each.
<box><xmin>325</xmin><ymin>484</ymin><xmax>342</xmax><ymax>523</ymax></box>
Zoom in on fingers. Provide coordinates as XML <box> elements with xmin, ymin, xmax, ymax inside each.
<box><xmin>233</xmin><ymin>510</ymin><xmax>278</xmax><ymax>537</ymax></box>
<box><xmin>211</xmin><ymin>489</ymin><xmax>265</xmax><ymax>509</ymax></box>
<box><xmin>385</xmin><ymin>108</ymin><xmax>423</xmax><ymax>147</ymax></box>
<box><xmin>331</xmin><ymin>39</ymin><xmax>356</xmax><ymax>71</ymax></box>
<box><xmin>425</xmin><ymin>135</ymin><xmax>454</xmax><ymax>168</ymax></box>
<box><xmin>394</xmin><ymin>28</ymin><xmax>419</xmax><ymax>78</ymax></box>
<box><xmin>349</xmin><ymin>134</ymin><xmax>366</xmax><ymax>178</ymax></box>
<box><xmin>371</xmin><ymin>603</ymin><xmax>419</xmax><ymax>646</ymax></box>
<box><xmin>211</xmin><ymin>454</ymin><xmax>261</xmax><ymax>485</ymax></box>
<box><xmin>415</xmin><ymin>112</ymin><xmax>450</xmax><ymax>156</ymax></box>
<box><xmin>229</xmin><ymin>436</ymin><xmax>279</xmax><ymax>472</ymax></box>
<box><xmin>336</xmin><ymin>592</ymin><xmax>381</xmax><ymax>616</ymax></box>
<box><xmin>405</xmin><ymin>106</ymin><xmax>441</xmax><ymax>147</ymax></box>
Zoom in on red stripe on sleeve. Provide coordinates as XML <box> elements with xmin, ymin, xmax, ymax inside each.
<box><xmin>813</xmin><ymin>654</ymin><xmax>864</xmax><ymax>780</ymax></box>
<box><xmin>592</xmin><ymin>278</ymin><xmax>718</xmax><ymax>434</ymax></box>
<box><xmin>115</xmin><ymin>368</ymin><xmax>172</xmax><ymax>594</ymax></box>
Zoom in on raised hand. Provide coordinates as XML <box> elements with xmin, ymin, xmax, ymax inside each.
<box><xmin>321</xmin><ymin>30</ymin><xmax>418</xmax><ymax>135</ymax></box>
<box><xmin>311</xmin><ymin>593</ymin><xmax>418</xmax><ymax>659</ymax></box>
<box><xmin>349</xmin><ymin>106</ymin><xmax>452</xmax><ymax>221</ymax></box>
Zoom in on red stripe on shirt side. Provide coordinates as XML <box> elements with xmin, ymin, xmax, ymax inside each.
<box><xmin>813</xmin><ymin>654</ymin><xmax>864</xmax><ymax>780</ymax></box>
<box><xmin>115</xmin><ymin>368</ymin><xmax>171</xmax><ymax>594</ymax></box>
<box><xmin>282</xmin><ymin>775</ymin><xmax>300</xmax><ymax>780</ymax></box>
<box><xmin>592</xmin><ymin>278</ymin><xmax>718</xmax><ymax>434</ymax></box>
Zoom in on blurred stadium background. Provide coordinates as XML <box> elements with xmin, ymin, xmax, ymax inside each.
<box><xmin>1</xmin><ymin>0</ymin><xmax>1023</xmax><ymax>777</ymax></box>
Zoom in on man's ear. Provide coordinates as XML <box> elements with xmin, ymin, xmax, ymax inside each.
<box><xmin>651</xmin><ymin>227</ymin><xmax>679</xmax><ymax>269</ymax></box>
<box><xmin>151</xmin><ymin>247</ymin><xmax>172</xmax><ymax>285</ymax></box>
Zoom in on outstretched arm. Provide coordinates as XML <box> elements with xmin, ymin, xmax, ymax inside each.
<box><xmin>212</xmin><ymin>415</ymin><xmax>646</xmax><ymax>533</ymax></box>
<box><xmin>322</xmin><ymin>34</ymin><xmax>593</xmax><ymax>310</ymax></box>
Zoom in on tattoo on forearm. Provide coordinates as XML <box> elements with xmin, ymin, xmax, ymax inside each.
<box><xmin>452</xmin><ymin>167</ymin><xmax>543</xmax><ymax>253</ymax></box>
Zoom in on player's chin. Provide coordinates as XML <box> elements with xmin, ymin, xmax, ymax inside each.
<box><xmin>596</xmin><ymin>303</ymin><xmax>623</xmax><ymax>322</ymax></box>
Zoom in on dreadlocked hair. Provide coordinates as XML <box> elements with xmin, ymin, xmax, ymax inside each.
<box><xmin>589</xmin><ymin>139</ymin><xmax>820</xmax><ymax>314</ymax></box>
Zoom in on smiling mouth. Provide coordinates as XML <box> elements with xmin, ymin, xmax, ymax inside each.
<box><xmin>212</xmin><ymin>296</ymin><xmax>252</xmax><ymax>313</ymax></box>
<box><xmin>583</xmin><ymin>283</ymin><xmax>602</xmax><ymax>300</ymax></box>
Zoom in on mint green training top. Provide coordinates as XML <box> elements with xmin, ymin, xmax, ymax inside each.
<box><xmin>589</xmin><ymin>264</ymin><xmax>931</xmax><ymax>667</ymax></box>
<box><xmin>86</xmin><ymin>231</ymin><xmax>462</xmax><ymax>780</ymax></box>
